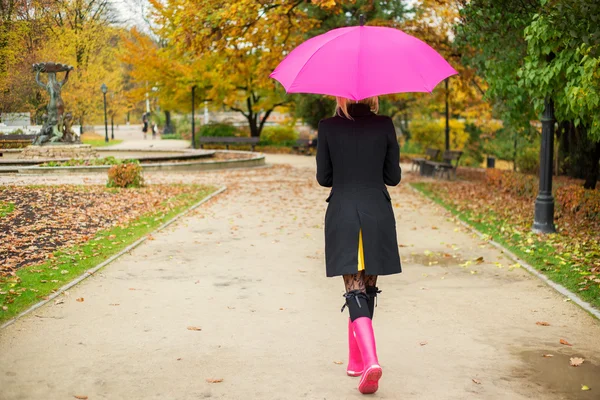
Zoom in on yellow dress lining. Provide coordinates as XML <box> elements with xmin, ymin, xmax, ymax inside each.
<box><xmin>358</xmin><ymin>229</ymin><xmax>365</xmax><ymax>271</ymax></box>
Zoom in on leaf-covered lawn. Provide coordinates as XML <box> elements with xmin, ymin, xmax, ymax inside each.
<box><xmin>411</xmin><ymin>175</ymin><xmax>600</xmax><ymax>310</ymax></box>
<box><xmin>0</xmin><ymin>184</ymin><xmax>215</xmax><ymax>322</ymax></box>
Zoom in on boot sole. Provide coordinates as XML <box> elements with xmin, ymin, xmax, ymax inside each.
<box><xmin>347</xmin><ymin>369</ymin><xmax>363</xmax><ymax>377</ymax></box>
<box><xmin>358</xmin><ymin>365</ymin><xmax>382</xmax><ymax>394</ymax></box>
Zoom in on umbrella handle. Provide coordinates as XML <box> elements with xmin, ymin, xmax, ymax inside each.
<box><xmin>359</xmin><ymin>14</ymin><xmax>365</xmax><ymax>26</ymax></box>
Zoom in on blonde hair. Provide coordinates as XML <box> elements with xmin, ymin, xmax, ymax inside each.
<box><xmin>335</xmin><ymin>96</ymin><xmax>379</xmax><ymax>119</ymax></box>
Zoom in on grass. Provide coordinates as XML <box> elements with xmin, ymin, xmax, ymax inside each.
<box><xmin>0</xmin><ymin>186</ymin><xmax>215</xmax><ymax>323</ymax></box>
<box><xmin>81</xmin><ymin>132</ymin><xmax>123</xmax><ymax>147</ymax></box>
<box><xmin>81</xmin><ymin>138</ymin><xmax>123</xmax><ymax>147</ymax></box>
<box><xmin>411</xmin><ymin>182</ymin><xmax>600</xmax><ymax>311</ymax></box>
<box><xmin>0</xmin><ymin>201</ymin><xmax>15</xmax><ymax>217</ymax></box>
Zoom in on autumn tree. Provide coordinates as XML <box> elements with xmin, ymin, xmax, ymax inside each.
<box><xmin>0</xmin><ymin>0</ymin><xmax>128</xmax><ymax>128</ymax></box>
<box><xmin>144</xmin><ymin>0</ymin><xmax>338</xmax><ymax>137</ymax></box>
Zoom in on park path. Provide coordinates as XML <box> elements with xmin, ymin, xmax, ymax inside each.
<box><xmin>92</xmin><ymin>123</ymin><xmax>191</xmax><ymax>150</ymax></box>
<box><xmin>1</xmin><ymin>155</ymin><xmax>599</xmax><ymax>400</ymax></box>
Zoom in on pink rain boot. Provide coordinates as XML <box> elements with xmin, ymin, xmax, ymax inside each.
<box><xmin>347</xmin><ymin>319</ymin><xmax>364</xmax><ymax>377</ymax></box>
<box><xmin>352</xmin><ymin>317</ymin><xmax>382</xmax><ymax>394</ymax></box>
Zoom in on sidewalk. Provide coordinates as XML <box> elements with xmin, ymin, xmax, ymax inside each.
<box><xmin>93</xmin><ymin>124</ymin><xmax>191</xmax><ymax>150</ymax></box>
<box><xmin>1</xmin><ymin>155</ymin><xmax>599</xmax><ymax>400</ymax></box>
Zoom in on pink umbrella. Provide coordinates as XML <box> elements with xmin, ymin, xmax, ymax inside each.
<box><xmin>270</xmin><ymin>25</ymin><xmax>457</xmax><ymax>100</ymax></box>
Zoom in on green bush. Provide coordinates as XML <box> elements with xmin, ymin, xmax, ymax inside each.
<box><xmin>260</xmin><ymin>126</ymin><xmax>299</xmax><ymax>145</ymax></box>
<box><xmin>40</xmin><ymin>157</ymin><xmax>139</xmax><ymax>167</ymax></box>
<box><xmin>401</xmin><ymin>140</ymin><xmax>423</xmax><ymax>155</ymax></box>
<box><xmin>516</xmin><ymin>146</ymin><xmax>539</xmax><ymax>175</ymax></box>
<box><xmin>107</xmin><ymin>163</ymin><xmax>144</xmax><ymax>188</ymax></box>
<box><xmin>8</xmin><ymin>129</ymin><xmax>24</xmax><ymax>135</ymax></box>
<box><xmin>175</xmin><ymin>116</ymin><xmax>192</xmax><ymax>140</ymax></box>
<box><xmin>199</xmin><ymin>122</ymin><xmax>239</xmax><ymax>137</ymax></box>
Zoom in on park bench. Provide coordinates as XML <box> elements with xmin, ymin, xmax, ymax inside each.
<box><xmin>412</xmin><ymin>148</ymin><xmax>440</xmax><ymax>172</ymax></box>
<box><xmin>0</xmin><ymin>134</ymin><xmax>35</xmax><ymax>154</ymax></box>
<box><xmin>292</xmin><ymin>138</ymin><xmax>317</xmax><ymax>154</ymax></box>
<box><xmin>424</xmin><ymin>150</ymin><xmax>463</xmax><ymax>180</ymax></box>
<box><xmin>197</xmin><ymin>136</ymin><xmax>260</xmax><ymax>151</ymax></box>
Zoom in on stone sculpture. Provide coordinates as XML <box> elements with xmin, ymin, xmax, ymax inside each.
<box><xmin>32</xmin><ymin>62</ymin><xmax>79</xmax><ymax>145</ymax></box>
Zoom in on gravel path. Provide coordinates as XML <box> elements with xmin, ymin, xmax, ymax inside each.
<box><xmin>1</xmin><ymin>155</ymin><xmax>599</xmax><ymax>400</ymax></box>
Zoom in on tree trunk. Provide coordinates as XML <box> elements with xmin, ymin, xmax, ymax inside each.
<box><xmin>557</xmin><ymin>122</ymin><xmax>600</xmax><ymax>188</ymax></box>
<box><xmin>583</xmin><ymin>141</ymin><xmax>600</xmax><ymax>189</ymax></box>
<box><xmin>163</xmin><ymin>110</ymin><xmax>173</xmax><ymax>134</ymax></box>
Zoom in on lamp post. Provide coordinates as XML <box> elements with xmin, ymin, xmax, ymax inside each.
<box><xmin>191</xmin><ymin>85</ymin><xmax>196</xmax><ymax>149</ymax></box>
<box><xmin>101</xmin><ymin>83</ymin><xmax>108</xmax><ymax>143</ymax></box>
<box><xmin>445</xmin><ymin>78</ymin><xmax>450</xmax><ymax>151</ymax></box>
<box><xmin>532</xmin><ymin>97</ymin><xmax>556</xmax><ymax>233</ymax></box>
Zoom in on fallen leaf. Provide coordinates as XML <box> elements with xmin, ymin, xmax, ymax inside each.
<box><xmin>54</xmin><ymin>298</ymin><xmax>64</xmax><ymax>305</ymax></box>
<box><xmin>206</xmin><ymin>378</ymin><xmax>223</xmax><ymax>383</ymax></box>
<box><xmin>147</xmin><ymin>234</ymin><xmax>155</xmax><ymax>240</ymax></box>
<box><xmin>581</xmin><ymin>385</ymin><xmax>591</xmax><ymax>391</ymax></box>
<box><xmin>542</xmin><ymin>354</ymin><xmax>554</xmax><ymax>358</ymax></box>
<box><xmin>536</xmin><ymin>321</ymin><xmax>550</xmax><ymax>326</ymax></box>
<box><xmin>177</xmin><ymin>358</ymin><xmax>182</xmax><ymax>361</ymax></box>
<box><xmin>560</xmin><ymin>339</ymin><xmax>573</xmax><ymax>346</ymax></box>
<box><xmin>333</xmin><ymin>361</ymin><xmax>343</xmax><ymax>365</ymax></box>
<box><xmin>187</xmin><ymin>326</ymin><xmax>202</xmax><ymax>331</ymax></box>
<box><xmin>74</xmin><ymin>396</ymin><xmax>88</xmax><ymax>399</ymax></box>
<box><xmin>2</xmin><ymin>306</ymin><xmax>7</xmax><ymax>311</ymax></box>
<box><xmin>109</xmin><ymin>303</ymin><xmax>120</xmax><ymax>306</ymax></box>
<box><xmin>419</xmin><ymin>341</ymin><xmax>428</xmax><ymax>346</ymax></box>
<box><xmin>472</xmin><ymin>378</ymin><xmax>481</xmax><ymax>384</ymax></box>
<box><xmin>475</xmin><ymin>256</ymin><xmax>484</xmax><ymax>264</ymax></box>
<box><xmin>76</xmin><ymin>298</ymin><xmax>84</xmax><ymax>302</ymax></box>
<box><xmin>279</xmin><ymin>307</ymin><xmax>285</xmax><ymax>311</ymax></box>
<box><xmin>570</xmin><ymin>357</ymin><xmax>584</xmax><ymax>367</ymax></box>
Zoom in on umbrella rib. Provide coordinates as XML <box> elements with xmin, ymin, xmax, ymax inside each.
<box><xmin>355</xmin><ymin>26</ymin><xmax>362</xmax><ymax>101</ymax></box>
<box><xmin>287</xmin><ymin>28</ymin><xmax>357</xmax><ymax>93</ymax></box>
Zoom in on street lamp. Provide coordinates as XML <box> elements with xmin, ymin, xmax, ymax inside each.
<box><xmin>533</xmin><ymin>97</ymin><xmax>556</xmax><ymax>233</ymax></box>
<box><xmin>101</xmin><ymin>83</ymin><xmax>108</xmax><ymax>143</ymax></box>
<box><xmin>532</xmin><ymin>53</ymin><xmax>556</xmax><ymax>234</ymax></box>
<box><xmin>191</xmin><ymin>85</ymin><xmax>196</xmax><ymax>149</ymax></box>
<box><xmin>445</xmin><ymin>78</ymin><xmax>450</xmax><ymax>151</ymax></box>
<box><xmin>109</xmin><ymin>92</ymin><xmax>115</xmax><ymax>140</ymax></box>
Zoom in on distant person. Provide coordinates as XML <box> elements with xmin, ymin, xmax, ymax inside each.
<box><xmin>142</xmin><ymin>113</ymin><xmax>149</xmax><ymax>139</ymax></box>
<box><xmin>316</xmin><ymin>96</ymin><xmax>401</xmax><ymax>395</ymax></box>
<box><xmin>152</xmin><ymin>121</ymin><xmax>158</xmax><ymax>140</ymax></box>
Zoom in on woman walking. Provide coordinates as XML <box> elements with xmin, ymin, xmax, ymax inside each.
<box><xmin>317</xmin><ymin>96</ymin><xmax>401</xmax><ymax>395</ymax></box>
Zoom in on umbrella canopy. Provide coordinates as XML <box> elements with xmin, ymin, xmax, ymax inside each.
<box><xmin>270</xmin><ymin>25</ymin><xmax>458</xmax><ymax>100</ymax></box>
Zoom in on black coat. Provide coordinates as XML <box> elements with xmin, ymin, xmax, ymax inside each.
<box><xmin>317</xmin><ymin>103</ymin><xmax>402</xmax><ymax>277</ymax></box>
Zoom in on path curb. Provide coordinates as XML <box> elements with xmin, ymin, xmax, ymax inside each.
<box><xmin>409</xmin><ymin>183</ymin><xmax>600</xmax><ymax>320</ymax></box>
<box><xmin>0</xmin><ymin>186</ymin><xmax>227</xmax><ymax>330</ymax></box>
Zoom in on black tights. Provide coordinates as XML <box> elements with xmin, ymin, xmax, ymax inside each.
<box><xmin>342</xmin><ymin>271</ymin><xmax>379</xmax><ymax>321</ymax></box>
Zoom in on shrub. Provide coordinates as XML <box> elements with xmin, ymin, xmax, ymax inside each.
<box><xmin>175</xmin><ymin>116</ymin><xmax>192</xmax><ymax>140</ymax></box>
<box><xmin>8</xmin><ymin>129</ymin><xmax>24</xmax><ymax>135</ymax></box>
<box><xmin>487</xmin><ymin>169</ymin><xmax>600</xmax><ymax>222</ymax></box>
<box><xmin>556</xmin><ymin>185</ymin><xmax>600</xmax><ymax>220</ymax></box>
<box><xmin>485</xmin><ymin>169</ymin><xmax>537</xmax><ymax>198</ymax></box>
<box><xmin>410</xmin><ymin>118</ymin><xmax>468</xmax><ymax>152</ymax></box>
<box><xmin>516</xmin><ymin>146</ymin><xmax>539</xmax><ymax>174</ymax></box>
<box><xmin>260</xmin><ymin>126</ymin><xmax>299</xmax><ymax>145</ymax></box>
<box><xmin>107</xmin><ymin>163</ymin><xmax>144</xmax><ymax>188</ymax></box>
<box><xmin>40</xmin><ymin>156</ymin><xmax>137</xmax><ymax>167</ymax></box>
<box><xmin>199</xmin><ymin>122</ymin><xmax>238</xmax><ymax>137</ymax></box>
<box><xmin>400</xmin><ymin>140</ymin><xmax>423</xmax><ymax>155</ymax></box>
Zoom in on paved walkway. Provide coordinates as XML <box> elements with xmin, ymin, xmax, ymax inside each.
<box><xmin>1</xmin><ymin>155</ymin><xmax>599</xmax><ymax>400</ymax></box>
<box><xmin>93</xmin><ymin>124</ymin><xmax>191</xmax><ymax>150</ymax></box>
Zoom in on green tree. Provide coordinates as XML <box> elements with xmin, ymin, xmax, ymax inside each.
<box><xmin>455</xmin><ymin>0</ymin><xmax>600</xmax><ymax>188</ymax></box>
